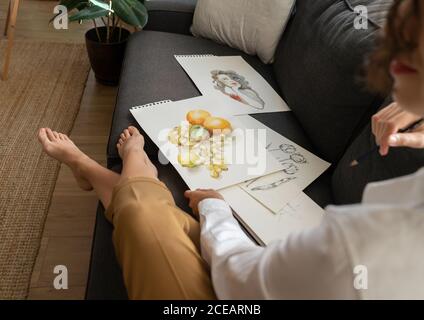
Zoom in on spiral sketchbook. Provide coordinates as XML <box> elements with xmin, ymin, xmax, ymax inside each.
<box><xmin>175</xmin><ymin>55</ymin><xmax>290</xmax><ymax>115</ymax></box>
<box><xmin>130</xmin><ymin>96</ymin><xmax>282</xmax><ymax>191</ymax></box>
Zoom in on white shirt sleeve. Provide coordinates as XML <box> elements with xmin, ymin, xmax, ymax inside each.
<box><xmin>198</xmin><ymin>198</ymin><xmax>356</xmax><ymax>300</ymax></box>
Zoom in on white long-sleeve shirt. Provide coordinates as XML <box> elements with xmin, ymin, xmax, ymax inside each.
<box><xmin>198</xmin><ymin>168</ymin><xmax>424</xmax><ymax>299</ymax></box>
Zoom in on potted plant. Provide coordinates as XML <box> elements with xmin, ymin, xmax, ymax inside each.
<box><xmin>54</xmin><ymin>0</ymin><xmax>148</xmax><ymax>85</ymax></box>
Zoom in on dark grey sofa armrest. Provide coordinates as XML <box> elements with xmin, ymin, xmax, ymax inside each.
<box><xmin>144</xmin><ymin>0</ymin><xmax>197</xmax><ymax>35</ymax></box>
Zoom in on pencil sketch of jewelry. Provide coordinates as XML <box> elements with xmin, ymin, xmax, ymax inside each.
<box><xmin>269</xmin><ymin>143</ymin><xmax>308</xmax><ymax>167</ymax></box>
<box><xmin>268</xmin><ymin>143</ymin><xmax>297</xmax><ymax>154</ymax></box>
<box><xmin>250</xmin><ymin>177</ymin><xmax>297</xmax><ymax>191</ymax></box>
<box><xmin>280</xmin><ymin>162</ymin><xmax>299</xmax><ymax>175</ymax></box>
<box><xmin>278</xmin><ymin>153</ymin><xmax>307</xmax><ymax>165</ymax></box>
<box><xmin>277</xmin><ymin>202</ymin><xmax>302</xmax><ymax>219</ymax></box>
<box><xmin>244</xmin><ymin>142</ymin><xmax>308</xmax><ymax>191</ymax></box>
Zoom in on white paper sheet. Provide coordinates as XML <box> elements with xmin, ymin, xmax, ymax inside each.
<box><xmin>130</xmin><ymin>96</ymin><xmax>282</xmax><ymax>190</ymax></box>
<box><xmin>220</xmin><ymin>186</ymin><xmax>325</xmax><ymax>245</ymax></box>
<box><xmin>236</xmin><ymin>115</ymin><xmax>331</xmax><ymax>213</ymax></box>
<box><xmin>175</xmin><ymin>55</ymin><xmax>290</xmax><ymax>115</ymax></box>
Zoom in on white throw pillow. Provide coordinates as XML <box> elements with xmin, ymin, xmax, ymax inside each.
<box><xmin>191</xmin><ymin>0</ymin><xmax>295</xmax><ymax>64</ymax></box>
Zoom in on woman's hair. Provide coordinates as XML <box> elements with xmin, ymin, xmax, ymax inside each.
<box><xmin>367</xmin><ymin>0</ymin><xmax>421</xmax><ymax>93</ymax></box>
<box><xmin>211</xmin><ymin>70</ymin><xmax>251</xmax><ymax>90</ymax></box>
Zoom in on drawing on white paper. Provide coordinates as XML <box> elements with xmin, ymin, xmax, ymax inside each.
<box><xmin>211</xmin><ymin>70</ymin><xmax>265</xmax><ymax>110</ymax></box>
<box><xmin>250</xmin><ymin>177</ymin><xmax>297</xmax><ymax>191</ymax></box>
<box><xmin>276</xmin><ymin>200</ymin><xmax>305</xmax><ymax>220</ymax></box>
<box><xmin>245</xmin><ymin>143</ymin><xmax>309</xmax><ymax>192</ymax></box>
<box><xmin>269</xmin><ymin>143</ymin><xmax>308</xmax><ymax>165</ymax></box>
<box><xmin>236</xmin><ymin>115</ymin><xmax>331</xmax><ymax>214</ymax></box>
<box><xmin>220</xmin><ymin>186</ymin><xmax>325</xmax><ymax>245</ymax></box>
<box><xmin>280</xmin><ymin>162</ymin><xmax>298</xmax><ymax>175</ymax></box>
<box><xmin>130</xmin><ymin>97</ymin><xmax>283</xmax><ymax>191</ymax></box>
<box><xmin>167</xmin><ymin>109</ymin><xmax>233</xmax><ymax>179</ymax></box>
<box><xmin>174</xmin><ymin>55</ymin><xmax>290</xmax><ymax>115</ymax></box>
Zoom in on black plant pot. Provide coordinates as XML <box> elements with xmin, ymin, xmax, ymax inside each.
<box><xmin>85</xmin><ymin>27</ymin><xmax>130</xmax><ymax>86</ymax></box>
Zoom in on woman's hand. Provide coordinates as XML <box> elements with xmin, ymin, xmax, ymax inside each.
<box><xmin>372</xmin><ymin>102</ymin><xmax>424</xmax><ymax>156</ymax></box>
<box><xmin>184</xmin><ymin>189</ymin><xmax>224</xmax><ymax>218</ymax></box>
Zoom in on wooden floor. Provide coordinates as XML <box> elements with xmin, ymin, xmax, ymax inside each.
<box><xmin>1</xmin><ymin>0</ymin><xmax>117</xmax><ymax>299</ymax></box>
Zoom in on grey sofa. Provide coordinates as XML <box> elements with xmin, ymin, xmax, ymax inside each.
<box><xmin>86</xmin><ymin>0</ymin><xmax>423</xmax><ymax>299</ymax></box>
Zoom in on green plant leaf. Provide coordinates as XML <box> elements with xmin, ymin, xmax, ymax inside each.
<box><xmin>112</xmin><ymin>0</ymin><xmax>148</xmax><ymax>28</ymax></box>
<box><xmin>89</xmin><ymin>0</ymin><xmax>113</xmax><ymax>12</ymax></box>
<box><xmin>133</xmin><ymin>0</ymin><xmax>148</xmax><ymax>27</ymax></box>
<box><xmin>68</xmin><ymin>6</ymin><xmax>109</xmax><ymax>22</ymax></box>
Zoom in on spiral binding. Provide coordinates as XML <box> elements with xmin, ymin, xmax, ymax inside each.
<box><xmin>131</xmin><ymin>100</ymin><xmax>172</xmax><ymax>110</ymax></box>
<box><xmin>174</xmin><ymin>54</ymin><xmax>215</xmax><ymax>59</ymax></box>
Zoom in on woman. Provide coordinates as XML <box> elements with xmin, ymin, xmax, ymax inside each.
<box><xmin>211</xmin><ymin>70</ymin><xmax>265</xmax><ymax>110</ymax></box>
<box><xmin>38</xmin><ymin>0</ymin><xmax>424</xmax><ymax>299</ymax></box>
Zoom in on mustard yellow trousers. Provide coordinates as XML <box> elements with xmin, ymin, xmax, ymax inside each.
<box><xmin>105</xmin><ymin>177</ymin><xmax>217</xmax><ymax>300</ymax></box>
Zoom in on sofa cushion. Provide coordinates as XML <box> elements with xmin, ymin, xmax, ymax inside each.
<box><xmin>145</xmin><ymin>0</ymin><xmax>197</xmax><ymax>12</ymax></box>
<box><xmin>145</xmin><ymin>0</ymin><xmax>198</xmax><ymax>35</ymax></box>
<box><xmin>191</xmin><ymin>0</ymin><xmax>295</xmax><ymax>64</ymax></box>
<box><xmin>273</xmin><ymin>0</ymin><xmax>394</xmax><ymax>163</ymax></box>
<box><xmin>108</xmin><ymin>30</ymin><xmax>281</xmax><ymax>162</ymax></box>
<box><xmin>332</xmin><ymin>100</ymin><xmax>424</xmax><ymax>205</ymax></box>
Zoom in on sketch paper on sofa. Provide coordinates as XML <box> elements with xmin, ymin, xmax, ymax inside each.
<box><xmin>236</xmin><ymin>115</ymin><xmax>331</xmax><ymax>213</ymax></box>
<box><xmin>130</xmin><ymin>96</ymin><xmax>282</xmax><ymax>190</ymax></box>
<box><xmin>175</xmin><ymin>55</ymin><xmax>290</xmax><ymax>115</ymax></box>
<box><xmin>220</xmin><ymin>186</ymin><xmax>324</xmax><ymax>245</ymax></box>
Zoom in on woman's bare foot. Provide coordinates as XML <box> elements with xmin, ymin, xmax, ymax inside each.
<box><xmin>117</xmin><ymin>126</ymin><xmax>158</xmax><ymax>179</ymax></box>
<box><xmin>38</xmin><ymin>128</ymin><xmax>94</xmax><ymax>191</ymax></box>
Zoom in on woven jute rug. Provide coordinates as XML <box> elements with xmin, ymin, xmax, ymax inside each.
<box><xmin>0</xmin><ymin>40</ymin><xmax>90</xmax><ymax>299</ymax></box>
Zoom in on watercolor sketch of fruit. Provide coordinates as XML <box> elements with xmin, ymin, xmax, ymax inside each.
<box><xmin>175</xmin><ymin>55</ymin><xmax>290</xmax><ymax>115</ymax></box>
<box><xmin>130</xmin><ymin>96</ymin><xmax>282</xmax><ymax>190</ymax></box>
<box><xmin>235</xmin><ymin>116</ymin><xmax>331</xmax><ymax>213</ymax></box>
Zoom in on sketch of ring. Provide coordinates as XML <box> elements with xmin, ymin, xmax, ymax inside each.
<box><xmin>269</xmin><ymin>143</ymin><xmax>297</xmax><ymax>154</ymax></box>
<box><xmin>278</xmin><ymin>153</ymin><xmax>307</xmax><ymax>165</ymax></box>
<box><xmin>280</xmin><ymin>162</ymin><xmax>298</xmax><ymax>175</ymax></box>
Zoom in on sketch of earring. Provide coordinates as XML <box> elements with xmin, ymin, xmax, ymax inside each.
<box><xmin>280</xmin><ymin>162</ymin><xmax>299</xmax><ymax>175</ymax></box>
<box><xmin>250</xmin><ymin>177</ymin><xmax>297</xmax><ymax>191</ymax></box>
<box><xmin>269</xmin><ymin>143</ymin><xmax>297</xmax><ymax>154</ymax></box>
<box><xmin>278</xmin><ymin>153</ymin><xmax>308</xmax><ymax>165</ymax></box>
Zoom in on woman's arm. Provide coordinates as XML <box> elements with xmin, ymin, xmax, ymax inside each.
<box><xmin>185</xmin><ymin>190</ymin><xmax>354</xmax><ymax>299</ymax></box>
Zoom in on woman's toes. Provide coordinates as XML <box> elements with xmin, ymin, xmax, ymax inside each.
<box><xmin>46</xmin><ymin>128</ymin><xmax>56</xmax><ymax>141</ymax></box>
<box><xmin>59</xmin><ymin>133</ymin><xmax>66</xmax><ymax>140</ymax></box>
<box><xmin>119</xmin><ymin>138</ymin><xmax>124</xmax><ymax>145</ymax></box>
<box><xmin>124</xmin><ymin>129</ymin><xmax>130</xmax><ymax>138</ymax></box>
<box><xmin>53</xmin><ymin>131</ymin><xmax>60</xmax><ymax>140</ymax></box>
<box><xmin>38</xmin><ymin>128</ymin><xmax>50</xmax><ymax>145</ymax></box>
<box><xmin>120</xmin><ymin>133</ymin><xmax>126</xmax><ymax>141</ymax></box>
<box><xmin>128</xmin><ymin>126</ymin><xmax>140</xmax><ymax>136</ymax></box>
